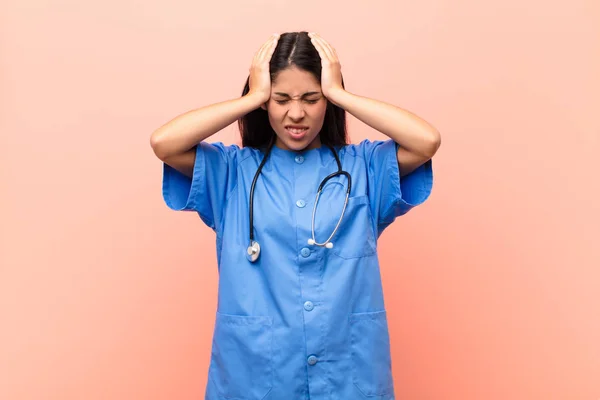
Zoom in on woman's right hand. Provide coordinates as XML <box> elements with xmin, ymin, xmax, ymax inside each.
<box><xmin>150</xmin><ymin>34</ymin><xmax>281</xmax><ymax>172</ymax></box>
<box><xmin>247</xmin><ymin>34</ymin><xmax>280</xmax><ymax>104</ymax></box>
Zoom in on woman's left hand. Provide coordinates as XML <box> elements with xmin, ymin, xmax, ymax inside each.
<box><xmin>308</xmin><ymin>32</ymin><xmax>345</xmax><ymax>103</ymax></box>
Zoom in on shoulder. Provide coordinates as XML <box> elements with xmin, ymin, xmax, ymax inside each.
<box><xmin>340</xmin><ymin>139</ymin><xmax>396</xmax><ymax>159</ymax></box>
<box><xmin>201</xmin><ymin>142</ymin><xmax>262</xmax><ymax>165</ymax></box>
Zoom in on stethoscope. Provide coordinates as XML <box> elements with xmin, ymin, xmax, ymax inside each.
<box><xmin>247</xmin><ymin>140</ymin><xmax>352</xmax><ymax>262</ymax></box>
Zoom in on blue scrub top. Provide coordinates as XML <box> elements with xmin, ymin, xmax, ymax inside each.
<box><xmin>162</xmin><ymin>139</ymin><xmax>433</xmax><ymax>400</ymax></box>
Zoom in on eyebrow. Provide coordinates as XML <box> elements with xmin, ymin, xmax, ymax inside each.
<box><xmin>273</xmin><ymin>91</ymin><xmax>322</xmax><ymax>98</ymax></box>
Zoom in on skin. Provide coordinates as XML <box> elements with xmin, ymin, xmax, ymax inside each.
<box><xmin>306</xmin><ymin>32</ymin><xmax>441</xmax><ymax>176</ymax></box>
<box><xmin>149</xmin><ymin>35</ymin><xmax>282</xmax><ymax>177</ymax></box>
<box><xmin>150</xmin><ymin>33</ymin><xmax>441</xmax><ymax>178</ymax></box>
<box><xmin>260</xmin><ymin>66</ymin><xmax>327</xmax><ymax>151</ymax></box>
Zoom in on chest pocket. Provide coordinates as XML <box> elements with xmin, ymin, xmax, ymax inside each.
<box><xmin>315</xmin><ymin>193</ymin><xmax>377</xmax><ymax>259</ymax></box>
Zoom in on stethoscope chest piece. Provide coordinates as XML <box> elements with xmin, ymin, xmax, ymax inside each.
<box><xmin>247</xmin><ymin>241</ymin><xmax>260</xmax><ymax>262</ymax></box>
<box><xmin>246</xmin><ymin>142</ymin><xmax>350</xmax><ymax>263</ymax></box>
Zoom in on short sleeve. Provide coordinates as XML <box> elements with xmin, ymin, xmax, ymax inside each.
<box><xmin>162</xmin><ymin>141</ymin><xmax>239</xmax><ymax>232</ymax></box>
<box><xmin>362</xmin><ymin>139</ymin><xmax>433</xmax><ymax>233</ymax></box>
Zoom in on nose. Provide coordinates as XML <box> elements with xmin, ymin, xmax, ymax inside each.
<box><xmin>287</xmin><ymin>100</ymin><xmax>305</xmax><ymax>120</ymax></box>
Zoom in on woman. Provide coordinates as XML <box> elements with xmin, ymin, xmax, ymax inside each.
<box><xmin>151</xmin><ymin>31</ymin><xmax>440</xmax><ymax>400</ymax></box>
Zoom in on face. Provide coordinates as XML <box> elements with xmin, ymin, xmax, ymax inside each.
<box><xmin>261</xmin><ymin>66</ymin><xmax>328</xmax><ymax>151</ymax></box>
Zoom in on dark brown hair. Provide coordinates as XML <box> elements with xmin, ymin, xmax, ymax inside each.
<box><xmin>238</xmin><ymin>31</ymin><xmax>348</xmax><ymax>148</ymax></box>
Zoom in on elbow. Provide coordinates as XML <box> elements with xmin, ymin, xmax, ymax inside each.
<box><xmin>421</xmin><ymin>129</ymin><xmax>441</xmax><ymax>159</ymax></box>
<box><xmin>150</xmin><ymin>130</ymin><xmax>170</xmax><ymax>161</ymax></box>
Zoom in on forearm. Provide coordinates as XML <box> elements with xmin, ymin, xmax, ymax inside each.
<box><xmin>329</xmin><ymin>89</ymin><xmax>441</xmax><ymax>158</ymax></box>
<box><xmin>150</xmin><ymin>92</ymin><xmax>263</xmax><ymax>160</ymax></box>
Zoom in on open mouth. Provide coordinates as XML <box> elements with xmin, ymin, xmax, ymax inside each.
<box><xmin>285</xmin><ymin>126</ymin><xmax>309</xmax><ymax>139</ymax></box>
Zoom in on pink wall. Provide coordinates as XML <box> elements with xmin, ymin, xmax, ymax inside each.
<box><xmin>1</xmin><ymin>0</ymin><xmax>599</xmax><ymax>399</ymax></box>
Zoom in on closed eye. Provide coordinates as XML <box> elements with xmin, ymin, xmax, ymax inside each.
<box><xmin>275</xmin><ymin>99</ymin><xmax>320</xmax><ymax>104</ymax></box>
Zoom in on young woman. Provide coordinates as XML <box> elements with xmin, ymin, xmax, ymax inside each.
<box><xmin>151</xmin><ymin>31</ymin><xmax>440</xmax><ymax>400</ymax></box>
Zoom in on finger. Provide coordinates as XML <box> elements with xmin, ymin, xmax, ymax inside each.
<box><xmin>255</xmin><ymin>34</ymin><xmax>279</xmax><ymax>64</ymax></box>
<box><xmin>253</xmin><ymin>45</ymin><xmax>269</xmax><ymax>66</ymax></box>
<box><xmin>311</xmin><ymin>34</ymin><xmax>337</xmax><ymax>62</ymax></box>
<box><xmin>314</xmin><ymin>33</ymin><xmax>338</xmax><ymax>60</ymax></box>
<box><xmin>309</xmin><ymin>34</ymin><xmax>335</xmax><ymax>63</ymax></box>
<box><xmin>263</xmin><ymin>34</ymin><xmax>280</xmax><ymax>61</ymax></box>
<box><xmin>255</xmin><ymin>36</ymin><xmax>275</xmax><ymax>62</ymax></box>
<box><xmin>309</xmin><ymin>33</ymin><xmax>328</xmax><ymax>61</ymax></box>
<box><xmin>259</xmin><ymin>35</ymin><xmax>279</xmax><ymax>63</ymax></box>
<box><xmin>255</xmin><ymin>37</ymin><xmax>272</xmax><ymax>58</ymax></box>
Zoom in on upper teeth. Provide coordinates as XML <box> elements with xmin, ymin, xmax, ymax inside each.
<box><xmin>288</xmin><ymin>127</ymin><xmax>307</xmax><ymax>134</ymax></box>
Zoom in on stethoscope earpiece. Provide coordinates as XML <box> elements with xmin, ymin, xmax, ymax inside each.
<box><xmin>247</xmin><ymin>143</ymin><xmax>350</xmax><ymax>263</ymax></box>
<box><xmin>307</xmin><ymin>238</ymin><xmax>334</xmax><ymax>248</ymax></box>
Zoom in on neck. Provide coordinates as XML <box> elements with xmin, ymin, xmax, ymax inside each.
<box><xmin>274</xmin><ymin>135</ymin><xmax>322</xmax><ymax>151</ymax></box>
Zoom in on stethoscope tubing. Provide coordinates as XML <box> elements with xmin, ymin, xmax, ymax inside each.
<box><xmin>247</xmin><ymin>138</ymin><xmax>351</xmax><ymax>262</ymax></box>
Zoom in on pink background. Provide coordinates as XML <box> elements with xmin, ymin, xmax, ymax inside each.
<box><xmin>1</xmin><ymin>0</ymin><xmax>599</xmax><ymax>399</ymax></box>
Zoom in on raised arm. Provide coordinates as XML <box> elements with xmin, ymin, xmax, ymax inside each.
<box><xmin>150</xmin><ymin>94</ymin><xmax>264</xmax><ymax>177</ymax></box>
<box><xmin>308</xmin><ymin>32</ymin><xmax>441</xmax><ymax>177</ymax></box>
<box><xmin>150</xmin><ymin>34</ymin><xmax>280</xmax><ymax>177</ymax></box>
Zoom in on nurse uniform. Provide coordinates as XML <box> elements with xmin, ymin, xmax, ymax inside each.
<box><xmin>162</xmin><ymin>139</ymin><xmax>433</xmax><ymax>400</ymax></box>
